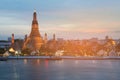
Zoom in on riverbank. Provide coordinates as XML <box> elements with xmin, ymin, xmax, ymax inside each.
<box><xmin>8</xmin><ymin>56</ymin><xmax>120</xmax><ymax>60</ymax></box>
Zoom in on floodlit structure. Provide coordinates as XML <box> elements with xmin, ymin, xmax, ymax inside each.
<box><xmin>23</xmin><ymin>11</ymin><xmax>43</xmax><ymax>51</ymax></box>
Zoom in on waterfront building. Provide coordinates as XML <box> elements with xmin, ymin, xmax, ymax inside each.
<box><xmin>23</xmin><ymin>11</ymin><xmax>43</xmax><ymax>51</ymax></box>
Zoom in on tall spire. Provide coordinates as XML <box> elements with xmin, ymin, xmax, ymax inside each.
<box><xmin>22</xmin><ymin>10</ymin><xmax>43</xmax><ymax>51</ymax></box>
<box><xmin>53</xmin><ymin>33</ymin><xmax>56</xmax><ymax>41</ymax></box>
<box><xmin>32</xmin><ymin>10</ymin><xmax>38</xmax><ymax>24</ymax></box>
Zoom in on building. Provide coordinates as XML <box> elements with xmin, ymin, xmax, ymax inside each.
<box><xmin>0</xmin><ymin>40</ymin><xmax>11</xmax><ymax>49</ymax></box>
<box><xmin>23</xmin><ymin>11</ymin><xmax>43</xmax><ymax>51</ymax></box>
<box><xmin>0</xmin><ymin>37</ymin><xmax>12</xmax><ymax>49</ymax></box>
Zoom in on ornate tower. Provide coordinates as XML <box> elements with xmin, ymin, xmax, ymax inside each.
<box><xmin>44</xmin><ymin>33</ymin><xmax>48</xmax><ymax>44</ymax></box>
<box><xmin>11</xmin><ymin>34</ymin><xmax>14</xmax><ymax>45</ymax></box>
<box><xmin>53</xmin><ymin>33</ymin><xmax>56</xmax><ymax>41</ymax></box>
<box><xmin>11</xmin><ymin>33</ymin><xmax>14</xmax><ymax>47</ymax></box>
<box><xmin>23</xmin><ymin>11</ymin><xmax>43</xmax><ymax>51</ymax></box>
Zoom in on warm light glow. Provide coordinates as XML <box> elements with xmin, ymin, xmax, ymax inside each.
<box><xmin>112</xmin><ymin>41</ymin><xmax>116</xmax><ymax>45</ymax></box>
<box><xmin>15</xmin><ymin>51</ymin><xmax>18</xmax><ymax>55</ymax></box>
<box><xmin>9</xmin><ymin>48</ymin><xmax>15</xmax><ymax>52</ymax></box>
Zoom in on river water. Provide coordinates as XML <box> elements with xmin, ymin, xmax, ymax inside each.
<box><xmin>0</xmin><ymin>59</ymin><xmax>120</xmax><ymax>80</ymax></box>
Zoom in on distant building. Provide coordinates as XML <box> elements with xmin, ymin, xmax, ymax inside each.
<box><xmin>8</xmin><ymin>37</ymin><xmax>12</xmax><ymax>42</ymax></box>
<box><xmin>0</xmin><ymin>40</ymin><xmax>11</xmax><ymax>49</ymax></box>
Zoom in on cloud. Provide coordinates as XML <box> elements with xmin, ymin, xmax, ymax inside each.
<box><xmin>0</xmin><ymin>0</ymin><xmax>120</xmax><ymax>39</ymax></box>
<box><xmin>39</xmin><ymin>6</ymin><xmax>120</xmax><ymax>33</ymax></box>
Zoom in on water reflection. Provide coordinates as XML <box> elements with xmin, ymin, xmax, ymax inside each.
<box><xmin>55</xmin><ymin>60</ymin><xmax>64</xmax><ymax>64</ymax></box>
<box><xmin>13</xmin><ymin>62</ymin><xmax>20</xmax><ymax>80</ymax></box>
<box><xmin>37</xmin><ymin>59</ymin><xmax>40</xmax><ymax>65</ymax></box>
<box><xmin>0</xmin><ymin>59</ymin><xmax>120</xmax><ymax>80</ymax></box>
<box><xmin>75</xmin><ymin>60</ymin><xmax>79</xmax><ymax>64</ymax></box>
<box><xmin>45</xmin><ymin>60</ymin><xmax>48</xmax><ymax>69</ymax></box>
<box><xmin>92</xmin><ymin>60</ymin><xmax>97</xmax><ymax>64</ymax></box>
<box><xmin>24</xmin><ymin>59</ymin><xmax>27</xmax><ymax>64</ymax></box>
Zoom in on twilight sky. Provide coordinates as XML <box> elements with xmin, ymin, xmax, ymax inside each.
<box><xmin>0</xmin><ymin>0</ymin><xmax>120</xmax><ymax>40</ymax></box>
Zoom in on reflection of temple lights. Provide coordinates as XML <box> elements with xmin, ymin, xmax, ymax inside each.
<box><xmin>37</xmin><ymin>59</ymin><xmax>40</xmax><ymax>64</ymax></box>
<box><xmin>55</xmin><ymin>60</ymin><xmax>63</xmax><ymax>64</ymax></box>
<box><xmin>13</xmin><ymin>64</ymin><xmax>19</xmax><ymax>79</ymax></box>
<box><xmin>75</xmin><ymin>60</ymin><xmax>78</xmax><ymax>64</ymax></box>
<box><xmin>24</xmin><ymin>59</ymin><xmax>27</xmax><ymax>64</ymax></box>
<box><xmin>45</xmin><ymin>60</ymin><xmax>48</xmax><ymax>69</ymax></box>
<box><xmin>92</xmin><ymin>60</ymin><xmax>96</xmax><ymax>64</ymax></box>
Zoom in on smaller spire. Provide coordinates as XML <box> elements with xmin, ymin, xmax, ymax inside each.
<box><xmin>45</xmin><ymin>33</ymin><xmax>47</xmax><ymax>36</ymax></box>
<box><xmin>44</xmin><ymin>33</ymin><xmax>48</xmax><ymax>44</ymax></box>
<box><xmin>53</xmin><ymin>33</ymin><xmax>56</xmax><ymax>41</ymax></box>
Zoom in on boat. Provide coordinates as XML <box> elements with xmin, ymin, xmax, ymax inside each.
<box><xmin>0</xmin><ymin>51</ymin><xmax>9</xmax><ymax>61</ymax></box>
<box><xmin>0</xmin><ymin>56</ymin><xmax>8</xmax><ymax>61</ymax></box>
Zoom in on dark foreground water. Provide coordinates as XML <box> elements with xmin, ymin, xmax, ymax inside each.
<box><xmin>0</xmin><ymin>59</ymin><xmax>120</xmax><ymax>80</ymax></box>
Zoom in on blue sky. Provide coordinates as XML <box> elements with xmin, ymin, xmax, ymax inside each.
<box><xmin>0</xmin><ymin>0</ymin><xmax>120</xmax><ymax>40</ymax></box>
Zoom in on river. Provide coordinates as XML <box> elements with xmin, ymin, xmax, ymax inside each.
<box><xmin>0</xmin><ymin>59</ymin><xmax>120</xmax><ymax>80</ymax></box>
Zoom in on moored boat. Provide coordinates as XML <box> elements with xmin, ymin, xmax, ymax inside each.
<box><xmin>0</xmin><ymin>51</ymin><xmax>9</xmax><ymax>61</ymax></box>
<box><xmin>0</xmin><ymin>56</ymin><xmax>8</xmax><ymax>61</ymax></box>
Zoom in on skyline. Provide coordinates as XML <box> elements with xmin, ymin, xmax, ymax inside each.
<box><xmin>0</xmin><ymin>0</ymin><xmax>120</xmax><ymax>40</ymax></box>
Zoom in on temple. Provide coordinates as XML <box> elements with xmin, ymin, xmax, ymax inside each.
<box><xmin>23</xmin><ymin>11</ymin><xmax>43</xmax><ymax>51</ymax></box>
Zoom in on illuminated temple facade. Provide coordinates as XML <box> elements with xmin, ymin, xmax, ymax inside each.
<box><xmin>23</xmin><ymin>11</ymin><xmax>43</xmax><ymax>51</ymax></box>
